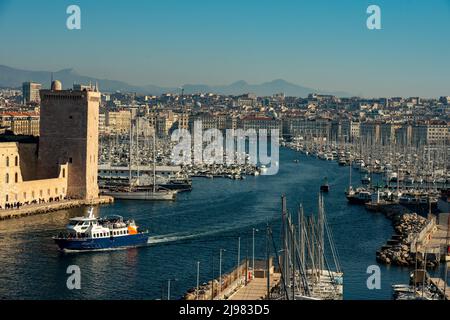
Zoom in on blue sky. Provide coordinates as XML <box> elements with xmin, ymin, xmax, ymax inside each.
<box><xmin>0</xmin><ymin>0</ymin><xmax>449</xmax><ymax>97</ymax></box>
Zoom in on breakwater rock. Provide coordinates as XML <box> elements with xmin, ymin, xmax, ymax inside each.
<box><xmin>376</xmin><ymin>213</ymin><xmax>438</xmax><ymax>267</ymax></box>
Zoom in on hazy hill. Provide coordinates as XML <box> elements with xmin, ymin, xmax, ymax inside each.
<box><xmin>0</xmin><ymin>65</ymin><xmax>350</xmax><ymax>97</ymax></box>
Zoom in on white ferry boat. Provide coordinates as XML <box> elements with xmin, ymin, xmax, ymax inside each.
<box><xmin>53</xmin><ymin>208</ymin><xmax>149</xmax><ymax>252</ymax></box>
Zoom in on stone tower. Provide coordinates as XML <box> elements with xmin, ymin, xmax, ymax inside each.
<box><xmin>38</xmin><ymin>81</ymin><xmax>100</xmax><ymax>200</ymax></box>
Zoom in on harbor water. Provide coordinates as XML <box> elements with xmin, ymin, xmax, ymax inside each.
<box><xmin>0</xmin><ymin>147</ymin><xmax>416</xmax><ymax>300</ymax></box>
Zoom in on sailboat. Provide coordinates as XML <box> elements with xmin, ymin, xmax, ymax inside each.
<box><xmin>276</xmin><ymin>195</ymin><xmax>343</xmax><ymax>300</ymax></box>
<box><xmin>101</xmin><ymin>119</ymin><xmax>177</xmax><ymax>201</ymax></box>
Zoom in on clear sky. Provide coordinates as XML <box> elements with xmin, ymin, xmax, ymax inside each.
<box><xmin>0</xmin><ymin>0</ymin><xmax>449</xmax><ymax>97</ymax></box>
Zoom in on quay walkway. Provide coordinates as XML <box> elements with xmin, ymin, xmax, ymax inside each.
<box><xmin>184</xmin><ymin>259</ymin><xmax>281</xmax><ymax>301</ymax></box>
<box><xmin>421</xmin><ymin>215</ymin><xmax>450</xmax><ymax>261</ymax></box>
<box><xmin>228</xmin><ymin>273</ymin><xmax>281</xmax><ymax>300</ymax></box>
<box><xmin>0</xmin><ymin>196</ymin><xmax>114</xmax><ymax>220</ymax></box>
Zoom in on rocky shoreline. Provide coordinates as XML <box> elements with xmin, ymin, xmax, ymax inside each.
<box><xmin>376</xmin><ymin>213</ymin><xmax>439</xmax><ymax>268</ymax></box>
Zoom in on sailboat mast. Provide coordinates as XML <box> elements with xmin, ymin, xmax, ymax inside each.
<box><xmin>281</xmin><ymin>195</ymin><xmax>288</xmax><ymax>297</ymax></box>
<box><xmin>109</xmin><ymin>135</ymin><xmax>112</xmax><ymax>184</ymax></box>
<box><xmin>136</xmin><ymin>116</ymin><xmax>140</xmax><ymax>182</ymax></box>
<box><xmin>298</xmin><ymin>205</ymin><xmax>305</xmax><ymax>270</ymax></box>
<box><xmin>349</xmin><ymin>159</ymin><xmax>352</xmax><ymax>190</ymax></box>
<box><xmin>153</xmin><ymin>131</ymin><xmax>156</xmax><ymax>193</ymax></box>
<box><xmin>129</xmin><ymin>114</ymin><xmax>133</xmax><ymax>188</ymax></box>
<box><xmin>309</xmin><ymin>216</ymin><xmax>315</xmax><ymax>276</ymax></box>
<box><xmin>318</xmin><ymin>194</ymin><xmax>324</xmax><ymax>272</ymax></box>
<box><xmin>291</xmin><ymin>219</ymin><xmax>296</xmax><ymax>300</ymax></box>
<box><xmin>445</xmin><ymin>214</ymin><xmax>450</xmax><ymax>298</ymax></box>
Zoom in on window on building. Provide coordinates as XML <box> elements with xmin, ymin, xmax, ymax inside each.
<box><xmin>6</xmin><ymin>156</ymin><xmax>9</xmax><ymax>167</ymax></box>
<box><xmin>5</xmin><ymin>173</ymin><xmax>9</xmax><ymax>184</ymax></box>
<box><xmin>15</xmin><ymin>173</ymin><xmax>18</xmax><ymax>183</ymax></box>
<box><xmin>62</xmin><ymin>169</ymin><xmax>65</xmax><ymax>178</ymax></box>
<box><xmin>15</xmin><ymin>156</ymin><xmax>18</xmax><ymax>166</ymax></box>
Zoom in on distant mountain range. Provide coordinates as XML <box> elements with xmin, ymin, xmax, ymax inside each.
<box><xmin>0</xmin><ymin>65</ymin><xmax>351</xmax><ymax>97</ymax></box>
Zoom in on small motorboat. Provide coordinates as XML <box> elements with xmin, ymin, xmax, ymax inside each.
<box><xmin>320</xmin><ymin>177</ymin><xmax>330</xmax><ymax>192</ymax></box>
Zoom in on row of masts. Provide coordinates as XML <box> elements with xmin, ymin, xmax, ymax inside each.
<box><xmin>289</xmin><ymin>132</ymin><xmax>449</xmax><ymax>179</ymax></box>
<box><xmin>127</xmin><ymin>118</ymin><xmax>156</xmax><ymax>191</ymax></box>
<box><xmin>276</xmin><ymin>194</ymin><xmax>343</xmax><ymax>300</ymax></box>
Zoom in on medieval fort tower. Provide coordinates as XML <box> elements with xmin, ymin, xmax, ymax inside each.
<box><xmin>38</xmin><ymin>80</ymin><xmax>100</xmax><ymax>200</ymax></box>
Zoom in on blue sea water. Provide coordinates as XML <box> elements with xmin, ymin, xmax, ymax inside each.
<box><xmin>0</xmin><ymin>147</ymin><xmax>421</xmax><ymax>300</ymax></box>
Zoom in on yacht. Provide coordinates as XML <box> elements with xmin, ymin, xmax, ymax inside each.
<box><xmin>361</xmin><ymin>174</ymin><xmax>371</xmax><ymax>185</ymax></box>
<box><xmin>346</xmin><ymin>188</ymin><xmax>372</xmax><ymax>204</ymax></box>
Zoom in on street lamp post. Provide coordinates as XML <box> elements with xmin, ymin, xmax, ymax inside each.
<box><xmin>252</xmin><ymin>228</ymin><xmax>259</xmax><ymax>279</ymax></box>
<box><xmin>167</xmin><ymin>278</ymin><xmax>178</xmax><ymax>300</ymax></box>
<box><xmin>196</xmin><ymin>261</ymin><xmax>200</xmax><ymax>300</ymax></box>
<box><xmin>237</xmin><ymin>237</ymin><xmax>241</xmax><ymax>284</ymax></box>
<box><xmin>219</xmin><ymin>249</ymin><xmax>226</xmax><ymax>297</ymax></box>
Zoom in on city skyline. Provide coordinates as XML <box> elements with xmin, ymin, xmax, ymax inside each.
<box><xmin>1</xmin><ymin>0</ymin><xmax>450</xmax><ymax>97</ymax></box>
<box><xmin>1</xmin><ymin>0</ymin><xmax>450</xmax><ymax>307</ymax></box>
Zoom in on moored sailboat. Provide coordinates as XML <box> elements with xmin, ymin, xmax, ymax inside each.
<box><xmin>101</xmin><ymin>118</ymin><xmax>177</xmax><ymax>201</ymax></box>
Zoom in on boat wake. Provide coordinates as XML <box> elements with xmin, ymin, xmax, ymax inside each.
<box><xmin>147</xmin><ymin>233</ymin><xmax>194</xmax><ymax>244</ymax></box>
<box><xmin>147</xmin><ymin>213</ymin><xmax>277</xmax><ymax>246</ymax></box>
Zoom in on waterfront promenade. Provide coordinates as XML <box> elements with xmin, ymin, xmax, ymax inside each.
<box><xmin>228</xmin><ymin>274</ymin><xmax>281</xmax><ymax>300</ymax></box>
<box><xmin>0</xmin><ymin>196</ymin><xmax>114</xmax><ymax>220</ymax></box>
